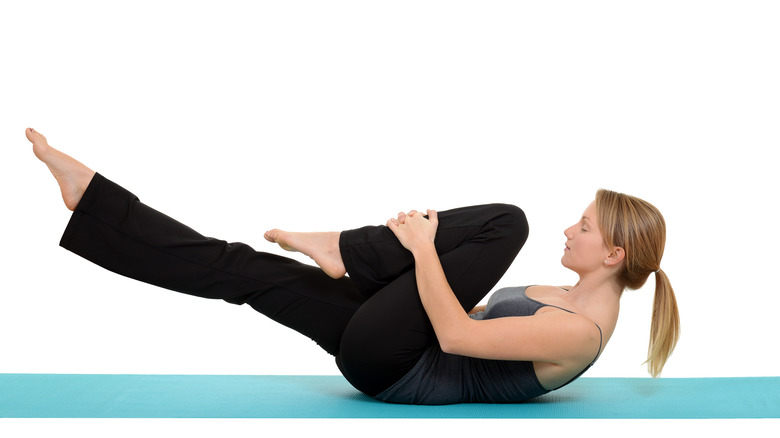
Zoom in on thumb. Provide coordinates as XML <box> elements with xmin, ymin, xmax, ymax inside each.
<box><xmin>427</xmin><ymin>209</ymin><xmax>438</xmax><ymax>227</ymax></box>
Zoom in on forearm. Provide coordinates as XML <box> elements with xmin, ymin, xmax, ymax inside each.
<box><xmin>412</xmin><ymin>244</ymin><xmax>472</xmax><ymax>352</ymax></box>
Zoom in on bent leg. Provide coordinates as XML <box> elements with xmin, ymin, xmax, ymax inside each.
<box><xmin>60</xmin><ymin>173</ymin><xmax>364</xmax><ymax>355</ymax></box>
<box><xmin>337</xmin><ymin>204</ymin><xmax>529</xmax><ymax>396</ymax></box>
<box><xmin>339</xmin><ymin>204</ymin><xmax>529</xmax><ymax>303</ymax></box>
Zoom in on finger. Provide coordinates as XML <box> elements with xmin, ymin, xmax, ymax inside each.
<box><xmin>397</xmin><ymin>212</ymin><xmax>406</xmax><ymax>224</ymax></box>
<box><xmin>387</xmin><ymin>218</ymin><xmax>399</xmax><ymax>230</ymax></box>
<box><xmin>408</xmin><ymin>210</ymin><xmax>418</xmax><ymax>217</ymax></box>
<box><xmin>427</xmin><ymin>209</ymin><xmax>439</xmax><ymax>227</ymax></box>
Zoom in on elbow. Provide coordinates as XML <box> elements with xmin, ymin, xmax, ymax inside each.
<box><xmin>439</xmin><ymin>336</ymin><xmax>457</xmax><ymax>355</ymax></box>
<box><xmin>436</xmin><ymin>324</ymin><xmax>470</xmax><ymax>355</ymax></box>
<box><xmin>440</xmin><ymin>336</ymin><xmax>472</xmax><ymax>356</ymax></box>
<box><xmin>430</xmin><ymin>311</ymin><xmax>474</xmax><ymax>355</ymax></box>
<box><xmin>439</xmin><ymin>339</ymin><xmax>460</xmax><ymax>355</ymax></box>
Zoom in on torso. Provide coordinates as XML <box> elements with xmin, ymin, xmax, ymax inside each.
<box><xmin>524</xmin><ymin>285</ymin><xmax>618</xmax><ymax>390</ymax></box>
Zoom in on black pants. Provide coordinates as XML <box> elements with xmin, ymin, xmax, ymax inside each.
<box><xmin>60</xmin><ymin>173</ymin><xmax>529</xmax><ymax>397</ymax></box>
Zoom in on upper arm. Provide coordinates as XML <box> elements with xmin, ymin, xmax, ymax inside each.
<box><xmin>441</xmin><ymin>311</ymin><xmax>601</xmax><ymax>366</ymax></box>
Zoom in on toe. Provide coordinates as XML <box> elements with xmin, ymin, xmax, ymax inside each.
<box><xmin>25</xmin><ymin>127</ymin><xmax>47</xmax><ymax>145</ymax></box>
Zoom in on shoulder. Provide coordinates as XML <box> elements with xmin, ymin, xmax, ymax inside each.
<box><xmin>537</xmin><ymin>311</ymin><xmax>602</xmax><ymax>363</ymax></box>
<box><xmin>536</xmin><ymin>310</ymin><xmax>600</xmax><ymax>337</ymax></box>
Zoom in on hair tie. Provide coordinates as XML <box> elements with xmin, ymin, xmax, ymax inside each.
<box><xmin>654</xmin><ymin>268</ymin><xmax>661</xmax><ymax>274</ymax></box>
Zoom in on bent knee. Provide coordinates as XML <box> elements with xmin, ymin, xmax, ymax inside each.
<box><xmin>490</xmin><ymin>203</ymin><xmax>529</xmax><ymax>246</ymax></box>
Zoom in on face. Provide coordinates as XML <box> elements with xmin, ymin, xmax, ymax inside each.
<box><xmin>561</xmin><ymin>201</ymin><xmax>613</xmax><ymax>274</ymax></box>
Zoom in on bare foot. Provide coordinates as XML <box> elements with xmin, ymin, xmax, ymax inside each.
<box><xmin>264</xmin><ymin>229</ymin><xmax>347</xmax><ymax>279</ymax></box>
<box><xmin>26</xmin><ymin>128</ymin><xmax>95</xmax><ymax>211</ymax></box>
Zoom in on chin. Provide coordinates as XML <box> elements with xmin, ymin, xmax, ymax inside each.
<box><xmin>560</xmin><ymin>257</ymin><xmax>580</xmax><ymax>274</ymax></box>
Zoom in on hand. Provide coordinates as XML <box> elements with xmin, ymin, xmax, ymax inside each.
<box><xmin>386</xmin><ymin>209</ymin><xmax>439</xmax><ymax>253</ymax></box>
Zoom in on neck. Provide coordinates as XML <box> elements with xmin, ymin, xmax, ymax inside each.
<box><xmin>565</xmin><ymin>273</ymin><xmax>622</xmax><ymax>308</ymax></box>
<box><xmin>562</xmin><ymin>272</ymin><xmax>623</xmax><ymax>343</ymax></box>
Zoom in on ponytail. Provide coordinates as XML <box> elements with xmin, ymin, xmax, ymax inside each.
<box><xmin>595</xmin><ymin>189</ymin><xmax>680</xmax><ymax>378</ymax></box>
<box><xmin>645</xmin><ymin>268</ymin><xmax>680</xmax><ymax>377</ymax></box>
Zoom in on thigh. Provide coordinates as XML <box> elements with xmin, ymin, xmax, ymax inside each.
<box><xmin>336</xmin><ymin>271</ymin><xmax>430</xmax><ymax>397</ymax></box>
<box><xmin>340</xmin><ymin>203</ymin><xmax>529</xmax><ymax>299</ymax></box>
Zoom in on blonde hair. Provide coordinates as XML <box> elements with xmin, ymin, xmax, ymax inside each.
<box><xmin>595</xmin><ymin>189</ymin><xmax>680</xmax><ymax>377</ymax></box>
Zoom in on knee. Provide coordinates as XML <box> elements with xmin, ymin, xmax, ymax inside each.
<box><xmin>490</xmin><ymin>203</ymin><xmax>529</xmax><ymax>247</ymax></box>
<box><xmin>495</xmin><ymin>203</ymin><xmax>528</xmax><ymax>225</ymax></box>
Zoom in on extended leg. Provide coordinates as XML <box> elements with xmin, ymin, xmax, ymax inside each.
<box><xmin>59</xmin><ymin>173</ymin><xmax>365</xmax><ymax>355</ymax></box>
<box><xmin>25</xmin><ymin>129</ymin><xmax>365</xmax><ymax>355</ymax></box>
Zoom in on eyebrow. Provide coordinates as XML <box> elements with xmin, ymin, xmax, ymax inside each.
<box><xmin>581</xmin><ymin>216</ymin><xmax>591</xmax><ymax>224</ymax></box>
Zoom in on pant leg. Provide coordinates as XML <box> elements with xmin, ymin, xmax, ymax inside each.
<box><xmin>336</xmin><ymin>204</ymin><xmax>529</xmax><ymax>396</ymax></box>
<box><xmin>60</xmin><ymin>173</ymin><xmax>364</xmax><ymax>355</ymax></box>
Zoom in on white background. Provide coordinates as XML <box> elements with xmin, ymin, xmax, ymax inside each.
<box><xmin>1</xmin><ymin>0</ymin><xmax>778</xmax><ymax>435</ymax></box>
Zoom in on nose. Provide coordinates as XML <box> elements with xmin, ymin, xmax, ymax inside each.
<box><xmin>564</xmin><ymin>225</ymin><xmax>574</xmax><ymax>240</ymax></box>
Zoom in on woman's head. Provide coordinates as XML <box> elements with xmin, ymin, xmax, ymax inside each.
<box><xmin>569</xmin><ymin>189</ymin><xmax>680</xmax><ymax>377</ymax></box>
<box><xmin>594</xmin><ymin>189</ymin><xmax>666</xmax><ymax>289</ymax></box>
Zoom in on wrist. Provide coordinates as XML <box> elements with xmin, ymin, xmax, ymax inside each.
<box><xmin>411</xmin><ymin>241</ymin><xmax>437</xmax><ymax>258</ymax></box>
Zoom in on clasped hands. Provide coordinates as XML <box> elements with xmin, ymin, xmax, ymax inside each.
<box><xmin>387</xmin><ymin>209</ymin><xmax>439</xmax><ymax>254</ymax></box>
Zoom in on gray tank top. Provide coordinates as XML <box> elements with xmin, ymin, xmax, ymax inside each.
<box><xmin>374</xmin><ymin>286</ymin><xmax>603</xmax><ymax>405</ymax></box>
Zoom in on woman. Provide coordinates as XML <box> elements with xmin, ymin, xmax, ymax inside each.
<box><xmin>24</xmin><ymin>127</ymin><xmax>679</xmax><ymax>405</ymax></box>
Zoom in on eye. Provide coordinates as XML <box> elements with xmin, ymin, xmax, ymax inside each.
<box><xmin>581</xmin><ymin>227</ymin><xmax>588</xmax><ymax>232</ymax></box>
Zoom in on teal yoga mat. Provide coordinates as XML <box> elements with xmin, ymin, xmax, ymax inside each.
<box><xmin>1</xmin><ymin>374</ymin><xmax>777</xmax><ymax>418</ymax></box>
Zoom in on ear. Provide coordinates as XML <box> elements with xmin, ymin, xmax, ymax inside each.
<box><xmin>604</xmin><ymin>246</ymin><xmax>625</xmax><ymax>267</ymax></box>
